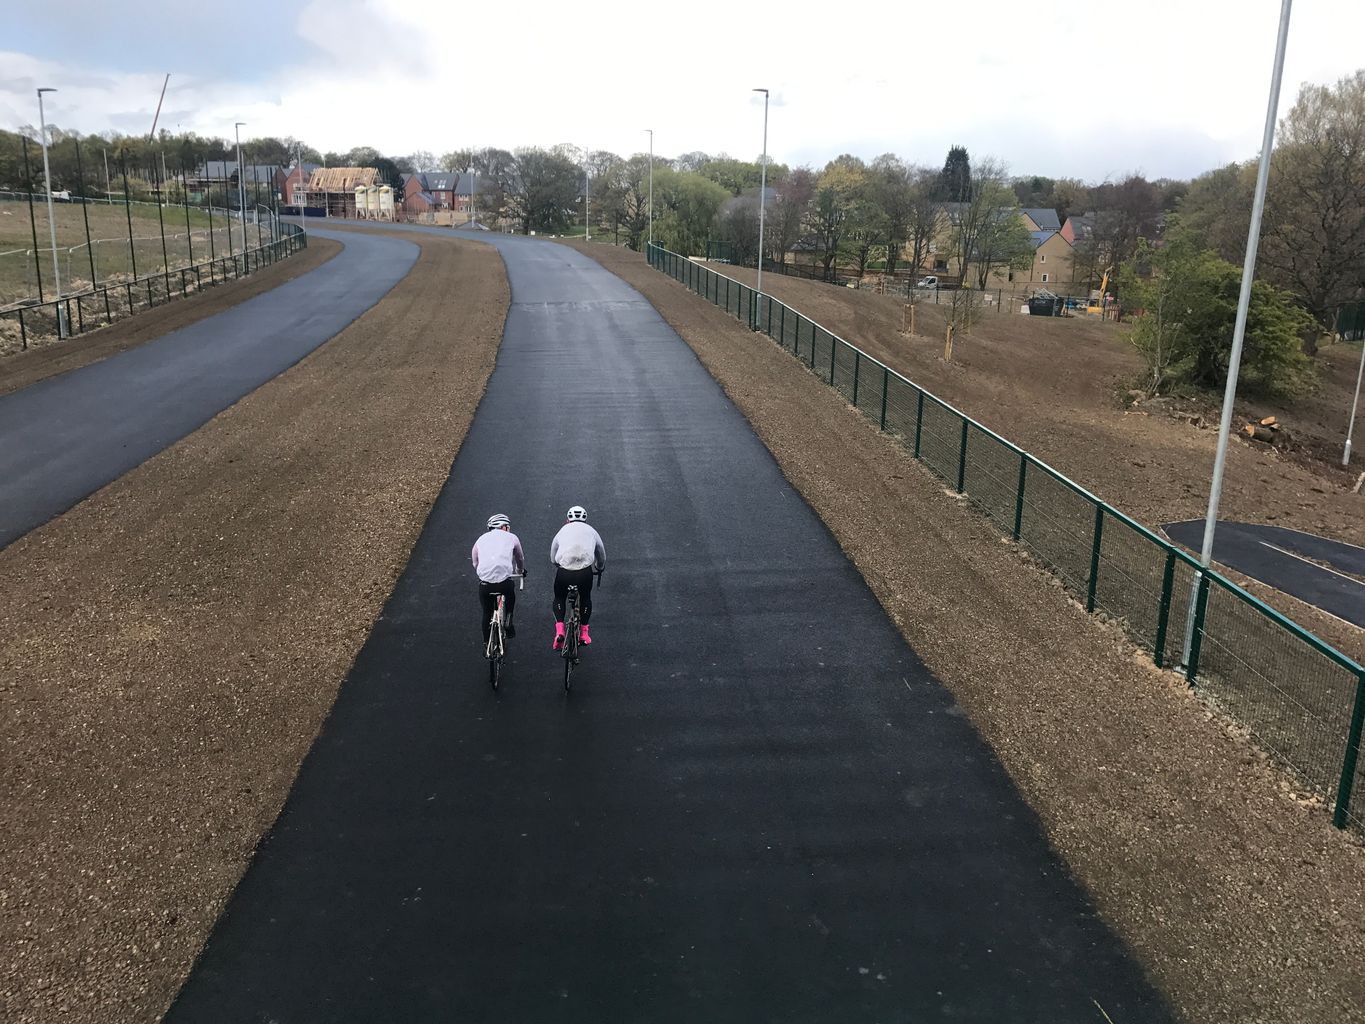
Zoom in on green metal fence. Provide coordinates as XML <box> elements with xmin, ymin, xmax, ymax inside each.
<box><xmin>648</xmin><ymin>243</ymin><xmax>1365</xmax><ymax>835</ymax></box>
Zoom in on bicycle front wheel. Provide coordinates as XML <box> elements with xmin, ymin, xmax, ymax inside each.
<box><xmin>489</xmin><ymin>649</ymin><xmax>502</xmax><ymax>690</ymax></box>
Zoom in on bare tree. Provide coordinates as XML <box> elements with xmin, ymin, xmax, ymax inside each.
<box><xmin>769</xmin><ymin>166</ymin><xmax>816</xmax><ymax>267</ymax></box>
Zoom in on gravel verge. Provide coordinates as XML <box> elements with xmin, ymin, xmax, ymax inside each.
<box><xmin>570</xmin><ymin>241</ymin><xmax>1365</xmax><ymax>1024</ymax></box>
<box><xmin>0</xmin><ymin>238</ymin><xmax>342</xmax><ymax>398</ymax></box>
<box><xmin>0</xmin><ymin>232</ymin><xmax>508</xmax><ymax>1023</ymax></box>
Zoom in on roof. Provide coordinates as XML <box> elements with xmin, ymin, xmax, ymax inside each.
<box><xmin>1065</xmin><ymin>213</ymin><xmax>1096</xmax><ymax>241</ymax></box>
<box><xmin>424</xmin><ymin>173</ymin><xmax>458</xmax><ymax>192</ymax></box>
<box><xmin>1029</xmin><ymin>230</ymin><xmax>1057</xmax><ymax>249</ymax></box>
<box><xmin>407</xmin><ymin>190</ymin><xmax>436</xmax><ymax>207</ymax></box>
<box><xmin>1022</xmin><ymin>208</ymin><xmax>1061</xmax><ymax>231</ymax></box>
<box><xmin>309</xmin><ymin>166</ymin><xmax>380</xmax><ymax>191</ymax></box>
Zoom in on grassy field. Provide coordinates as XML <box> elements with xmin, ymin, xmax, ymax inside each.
<box><xmin>0</xmin><ymin>198</ymin><xmax>275</xmax><ymax>307</ymax></box>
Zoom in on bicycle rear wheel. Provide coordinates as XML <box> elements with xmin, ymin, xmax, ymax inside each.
<box><xmin>563</xmin><ymin>595</ymin><xmax>578</xmax><ymax>693</ymax></box>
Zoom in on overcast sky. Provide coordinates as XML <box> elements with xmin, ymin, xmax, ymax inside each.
<box><xmin>3</xmin><ymin>0</ymin><xmax>1363</xmax><ymax>182</ymax></box>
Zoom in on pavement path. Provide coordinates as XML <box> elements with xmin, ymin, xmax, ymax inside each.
<box><xmin>167</xmin><ymin>231</ymin><xmax>1170</xmax><ymax>1022</ymax></box>
<box><xmin>1163</xmin><ymin>520</ymin><xmax>1365</xmax><ymax>629</ymax></box>
<box><xmin>0</xmin><ymin>227</ymin><xmax>417</xmax><ymax>550</ymax></box>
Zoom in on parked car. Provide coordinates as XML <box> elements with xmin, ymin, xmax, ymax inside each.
<box><xmin>915</xmin><ymin>275</ymin><xmax>939</xmax><ymax>288</ymax></box>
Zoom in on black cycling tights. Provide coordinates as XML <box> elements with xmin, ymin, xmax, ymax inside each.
<box><xmin>553</xmin><ymin>566</ymin><xmax>595</xmax><ymax>625</ymax></box>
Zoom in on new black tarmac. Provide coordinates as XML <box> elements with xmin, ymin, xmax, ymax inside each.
<box><xmin>168</xmin><ymin>234</ymin><xmax>1171</xmax><ymax>1022</ymax></box>
<box><xmin>1164</xmin><ymin>519</ymin><xmax>1365</xmax><ymax>628</ymax></box>
<box><xmin>0</xmin><ymin>228</ymin><xmax>416</xmax><ymax>550</ymax></box>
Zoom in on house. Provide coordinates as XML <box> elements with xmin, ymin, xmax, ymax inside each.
<box><xmin>1060</xmin><ymin>212</ymin><xmax>1096</xmax><ymax>245</ymax></box>
<box><xmin>303</xmin><ymin>166</ymin><xmax>380</xmax><ymax>218</ymax></box>
<box><xmin>282</xmin><ymin>162</ymin><xmax>321</xmax><ymax>208</ymax></box>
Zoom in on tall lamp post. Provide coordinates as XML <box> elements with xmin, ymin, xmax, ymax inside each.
<box><xmin>646</xmin><ymin>129</ymin><xmax>654</xmax><ymax>249</ymax></box>
<box><xmin>37</xmin><ymin>87</ymin><xmax>65</xmax><ymax>337</ymax></box>
<box><xmin>753</xmin><ymin>87</ymin><xmax>769</xmax><ymax>322</ymax></box>
<box><xmin>234</xmin><ymin>121</ymin><xmax>247</xmax><ymax>250</ymax></box>
<box><xmin>467</xmin><ymin>166</ymin><xmax>477</xmax><ymax>227</ymax></box>
<box><xmin>584</xmin><ymin>147</ymin><xmax>590</xmax><ymax>242</ymax></box>
<box><xmin>1182</xmin><ymin>0</ymin><xmax>1294</xmax><ymax>667</ymax></box>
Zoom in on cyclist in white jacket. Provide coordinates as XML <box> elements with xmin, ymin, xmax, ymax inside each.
<box><xmin>550</xmin><ymin>505</ymin><xmax>605</xmax><ymax>649</ymax></box>
<box><xmin>472</xmin><ymin>513</ymin><xmax>525</xmax><ymax>643</ymax></box>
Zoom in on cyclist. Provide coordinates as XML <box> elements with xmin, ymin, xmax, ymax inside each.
<box><xmin>472</xmin><ymin>513</ymin><xmax>525</xmax><ymax>644</ymax></box>
<box><xmin>550</xmin><ymin>505</ymin><xmax>605</xmax><ymax>649</ymax></box>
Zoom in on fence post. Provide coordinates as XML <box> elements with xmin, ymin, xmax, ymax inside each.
<box><xmin>1013</xmin><ymin>454</ymin><xmax>1027</xmax><ymax>540</ymax></box>
<box><xmin>809</xmin><ymin>323</ymin><xmax>816</xmax><ymax>370</ymax></box>
<box><xmin>780</xmin><ymin>304</ymin><xmax>785</xmax><ymax>347</ymax></box>
<box><xmin>829</xmin><ymin>335</ymin><xmax>837</xmax><ymax>385</ymax></box>
<box><xmin>1153</xmin><ymin>548</ymin><xmax>1177</xmax><ymax>668</ymax></box>
<box><xmin>1086</xmin><ymin>505</ymin><xmax>1105</xmax><ymax>613</ymax></box>
<box><xmin>1333</xmin><ymin>671</ymin><xmax>1365</xmax><ymax>829</ymax></box>
<box><xmin>880</xmin><ymin>367</ymin><xmax>889</xmax><ymax>430</ymax></box>
<box><xmin>1185</xmin><ymin>573</ymin><xmax>1211</xmax><ymax>685</ymax></box>
<box><xmin>914</xmin><ymin>390</ymin><xmax>924</xmax><ymax>458</ymax></box>
<box><xmin>956</xmin><ymin>418</ymin><xmax>968</xmax><ymax>493</ymax></box>
<box><xmin>18</xmin><ymin>307</ymin><xmax>27</xmax><ymax>350</ymax></box>
<box><xmin>21</xmin><ymin>139</ymin><xmax>45</xmax><ymax>302</ymax></box>
<box><xmin>852</xmin><ymin>350</ymin><xmax>861</xmax><ymax>407</ymax></box>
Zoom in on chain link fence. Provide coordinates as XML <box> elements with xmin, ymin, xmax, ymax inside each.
<box><xmin>649</xmin><ymin>243</ymin><xmax>1365</xmax><ymax>836</ymax></box>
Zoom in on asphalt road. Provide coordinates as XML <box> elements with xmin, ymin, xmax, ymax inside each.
<box><xmin>164</xmin><ymin>231</ymin><xmax>1170</xmax><ymax>1022</ymax></box>
<box><xmin>0</xmin><ymin>227</ymin><xmax>417</xmax><ymax>550</ymax></box>
<box><xmin>1164</xmin><ymin>520</ymin><xmax>1365</xmax><ymax>628</ymax></box>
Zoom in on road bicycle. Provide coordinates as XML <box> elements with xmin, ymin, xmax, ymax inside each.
<box><xmin>559</xmin><ymin>569</ymin><xmax>601</xmax><ymax>693</ymax></box>
<box><xmin>485</xmin><ymin>574</ymin><xmax>524</xmax><ymax>691</ymax></box>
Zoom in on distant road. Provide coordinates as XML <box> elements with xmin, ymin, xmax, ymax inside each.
<box><xmin>1163</xmin><ymin>520</ymin><xmax>1365</xmax><ymax>628</ymax></box>
<box><xmin>0</xmin><ymin>228</ymin><xmax>417</xmax><ymax>549</ymax></box>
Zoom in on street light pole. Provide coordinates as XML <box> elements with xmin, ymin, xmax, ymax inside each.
<box><xmin>584</xmin><ymin>147</ymin><xmax>590</xmax><ymax>242</ymax></box>
<box><xmin>37</xmin><ymin>87</ymin><xmax>65</xmax><ymax>337</ymax></box>
<box><xmin>1344</xmin><ymin>337</ymin><xmax>1365</xmax><ymax>466</ymax></box>
<box><xmin>753</xmin><ymin>88</ymin><xmax>769</xmax><ymax>318</ymax></box>
<box><xmin>234</xmin><ymin>122</ymin><xmax>247</xmax><ymax>251</ymax></box>
<box><xmin>646</xmin><ymin>129</ymin><xmax>654</xmax><ymax>250</ymax></box>
<box><xmin>468</xmin><ymin>166</ymin><xmax>477</xmax><ymax>227</ymax></box>
<box><xmin>1182</xmin><ymin>0</ymin><xmax>1293</xmax><ymax>667</ymax></box>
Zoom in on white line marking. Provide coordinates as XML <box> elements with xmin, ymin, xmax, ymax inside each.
<box><xmin>1258</xmin><ymin>540</ymin><xmax>1365</xmax><ymax>588</ymax></box>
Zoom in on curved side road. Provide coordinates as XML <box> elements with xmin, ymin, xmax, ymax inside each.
<box><xmin>0</xmin><ymin>227</ymin><xmax>418</xmax><ymax>550</ymax></box>
<box><xmin>168</xmin><ymin>234</ymin><xmax>1171</xmax><ymax>1022</ymax></box>
<box><xmin>1164</xmin><ymin>520</ymin><xmax>1365</xmax><ymax>628</ymax></box>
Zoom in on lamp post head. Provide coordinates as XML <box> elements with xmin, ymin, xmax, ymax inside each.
<box><xmin>753</xmin><ymin>87</ymin><xmax>768</xmax><ymax>96</ymax></box>
<box><xmin>37</xmin><ymin>87</ymin><xmax>56</xmax><ymax>96</ymax></box>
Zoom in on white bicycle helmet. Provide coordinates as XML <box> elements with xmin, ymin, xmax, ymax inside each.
<box><xmin>487</xmin><ymin>513</ymin><xmax>510</xmax><ymax>529</ymax></box>
<box><xmin>566</xmin><ymin>505</ymin><xmax>587</xmax><ymax>521</ymax></box>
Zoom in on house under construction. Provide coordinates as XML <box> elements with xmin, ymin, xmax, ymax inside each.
<box><xmin>298</xmin><ymin>167</ymin><xmax>381</xmax><ymax>218</ymax></box>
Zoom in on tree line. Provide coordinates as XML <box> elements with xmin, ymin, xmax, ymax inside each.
<box><xmin>4</xmin><ymin>70</ymin><xmax>1360</xmax><ymax>399</ymax></box>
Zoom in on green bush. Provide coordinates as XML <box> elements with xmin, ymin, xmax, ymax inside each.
<box><xmin>1120</xmin><ymin>227</ymin><xmax>1315</xmax><ymax>399</ymax></box>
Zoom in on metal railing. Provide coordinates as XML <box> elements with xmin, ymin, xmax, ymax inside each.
<box><xmin>648</xmin><ymin>243</ymin><xmax>1365</xmax><ymax>835</ymax></box>
<box><xmin>2</xmin><ymin>223</ymin><xmax>306</xmax><ymax>350</ymax></box>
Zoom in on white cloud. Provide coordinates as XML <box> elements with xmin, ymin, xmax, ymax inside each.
<box><xmin>3</xmin><ymin>0</ymin><xmax>1364</xmax><ymax>180</ymax></box>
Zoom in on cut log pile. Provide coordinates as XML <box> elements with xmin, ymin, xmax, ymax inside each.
<box><xmin>1242</xmin><ymin>415</ymin><xmax>1290</xmax><ymax>446</ymax></box>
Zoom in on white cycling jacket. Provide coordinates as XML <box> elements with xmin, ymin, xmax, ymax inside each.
<box><xmin>472</xmin><ymin>529</ymin><xmax>525</xmax><ymax>583</ymax></box>
<box><xmin>550</xmin><ymin>522</ymin><xmax>605</xmax><ymax>572</ymax></box>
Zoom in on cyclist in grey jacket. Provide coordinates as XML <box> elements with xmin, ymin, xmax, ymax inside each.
<box><xmin>550</xmin><ymin>505</ymin><xmax>605</xmax><ymax>649</ymax></box>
